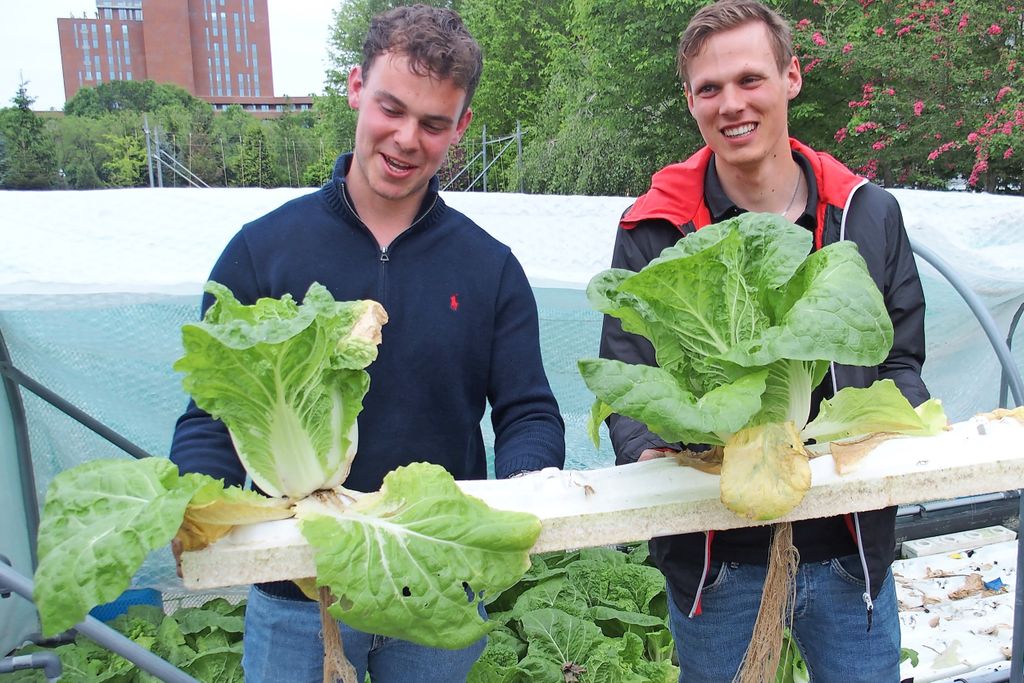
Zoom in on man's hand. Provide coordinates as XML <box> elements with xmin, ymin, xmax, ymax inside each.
<box><xmin>637</xmin><ymin>448</ymin><xmax>674</xmax><ymax>462</ymax></box>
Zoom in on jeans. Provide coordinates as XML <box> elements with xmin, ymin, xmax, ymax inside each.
<box><xmin>666</xmin><ymin>555</ymin><xmax>901</xmax><ymax>683</ymax></box>
<box><xmin>242</xmin><ymin>585</ymin><xmax>487</xmax><ymax>683</ymax></box>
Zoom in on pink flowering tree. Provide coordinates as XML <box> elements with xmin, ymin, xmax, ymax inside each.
<box><xmin>793</xmin><ymin>0</ymin><xmax>1023</xmax><ymax>192</ymax></box>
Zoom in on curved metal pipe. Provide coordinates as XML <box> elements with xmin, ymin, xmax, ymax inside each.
<box><xmin>910</xmin><ymin>238</ymin><xmax>1024</xmax><ymax>407</ymax></box>
<box><xmin>0</xmin><ymin>562</ymin><xmax>199</xmax><ymax>683</ymax></box>
<box><xmin>1000</xmin><ymin>302</ymin><xmax>1024</xmax><ymax>409</ymax></box>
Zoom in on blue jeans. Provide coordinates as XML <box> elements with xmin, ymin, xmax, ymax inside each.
<box><xmin>666</xmin><ymin>556</ymin><xmax>901</xmax><ymax>682</ymax></box>
<box><xmin>242</xmin><ymin>585</ymin><xmax>487</xmax><ymax>683</ymax></box>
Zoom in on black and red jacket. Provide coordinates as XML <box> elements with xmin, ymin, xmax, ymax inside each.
<box><xmin>599</xmin><ymin>138</ymin><xmax>929</xmax><ymax>618</ymax></box>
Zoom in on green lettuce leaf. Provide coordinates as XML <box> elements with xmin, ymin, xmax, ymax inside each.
<box><xmin>33</xmin><ymin>458</ymin><xmax>214</xmax><ymax>636</ymax></box>
<box><xmin>579</xmin><ymin>358</ymin><xmax>769</xmax><ymax>446</ymax></box>
<box><xmin>174</xmin><ymin>281</ymin><xmax>386</xmax><ymax>499</ymax></box>
<box><xmin>296</xmin><ymin>462</ymin><xmax>541</xmax><ymax>649</ymax></box>
<box><xmin>801</xmin><ymin>379</ymin><xmax>946</xmax><ymax>443</ymax></box>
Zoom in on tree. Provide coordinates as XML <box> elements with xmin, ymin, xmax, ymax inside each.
<box><xmin>325</xmin><ymin>0</ymin><xmax>459</xmax><ymax>92</ymax></box>
<box><xmin>459</xmin><ymin>0</ymin><xmax>569</xmax><ymax>134</ymax></box>
<box><xmin>520</xmin><ymin>0</ymin><xmax>707</xmax><ymax>196</ymax></box>
<box><xmin>98</xmin><ymin>132</ymin><xmax>147</xmax><ymax>187</ymax></box>
<box><xmin>236</xmin><ymin>122</ymin><xmax>275</xmax><ymax>188</ymax></box>
<box><xmin>64</xmin><ymin>80</ymin><xmax>208</xmax><ymax>118</ymax></box>
<box><xmin>796</xmin><ymin>0</ymin><xmax>1023</xmax><ymax>191</ymax></box>
<box><xmin>0</xmin><ymin>82</ymin><xmax>57</xmax><ymax>189</ymax></box>
<box><xmin>47</xmin><ymin>115</ymin><xmax>107</xmax><ymax>188</ymax></box>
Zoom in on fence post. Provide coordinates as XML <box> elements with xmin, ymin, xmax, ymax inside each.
<box><xmin>153</xmin><ymin>126</ymin><xmax>164</xmax><ymax>188</ymax></box>
<box><xmin>482</xmin><ymin>123</ymin><xmax>487</xmax><ymax>192</ymax></box>
<box><xmin>142</xmin><ymin>114</ymin><xmax>154</xmax><ymax>188</ymax></box>
<box><xmin>516</xmin><ymin>120</ymin><xmax>524</xmax><ymax>193</ymax></box>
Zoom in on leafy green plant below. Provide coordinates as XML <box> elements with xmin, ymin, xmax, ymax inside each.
<box><xmin>7</xmin><ymin>598</ymin><xmax>245</xmax><ymax>682</ymax></box>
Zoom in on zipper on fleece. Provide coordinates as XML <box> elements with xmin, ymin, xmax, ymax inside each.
<box><xmin>853</xmin><ymin>511</ymin><xmax>875</xmax><ymax>632</ymax></box>
<box><xmin>338</xmin><ymin>182</ymin><xmax>438</xmax><ymax>303</ymax></box>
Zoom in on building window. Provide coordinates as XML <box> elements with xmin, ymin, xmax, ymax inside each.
<box><xmin>126</xmin><ymin>71</ymin><xmax>132</xmax><ymax>80</ymax></box>
<box><xmin>95</xmin><ymin>55</ymin><xmax>101</xmax><ymax>79</ymax></box>
<box><xmin>238</xmin><ymin>73</ymin><xmax>245</xmax><ymax>97</ymax></box>
<box><xmin>73</xmin><ymin>25</ymin><xmax>79</xmax><ymax>48</ymax></box>
<box><xmin>234</xmin><ymin>13</ymin><xmax>241</xmax><ymax>52</ymax></box>
<box><xmin>252</xmin><ymin>43</ymin><xmax>259</xmax><ymax>88</ymax></box>
<box><xmin>249</xmin><ymin>0</ymin><xmax>255</xmax><ymax>22</ymax></box>
<box><xmin>91</xmin><ymin>24</ymin><xmax>98</xmax><ymax>49</ymax></box>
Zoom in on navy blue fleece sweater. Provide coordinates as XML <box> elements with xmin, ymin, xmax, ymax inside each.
<box><xmin>170</xmin><ymin>154</ymin><xmax>565</xmax><ymax>497</ymax></box>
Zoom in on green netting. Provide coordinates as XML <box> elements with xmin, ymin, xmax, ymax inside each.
<box><xmin>0</xmin><ymin>289</ymin><xmax>616</xmax><ymax>593</ymax></box>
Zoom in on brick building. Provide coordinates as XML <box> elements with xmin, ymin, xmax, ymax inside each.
<box><xmin>57</xmin><ymin>0</ymin><xmax>312</xmax><ymax>115</ymax></box>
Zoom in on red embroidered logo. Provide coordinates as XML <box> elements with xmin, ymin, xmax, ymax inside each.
<box><xmin>450</xmin><ymin>293</ymin><xmax>459</xmax><ymax>311</ymax></box>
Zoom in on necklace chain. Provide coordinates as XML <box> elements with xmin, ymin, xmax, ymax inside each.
<box><xmin>780</xmin><ymin>172</ymin><xmax>802</xmax><ymax>217</ymax></box>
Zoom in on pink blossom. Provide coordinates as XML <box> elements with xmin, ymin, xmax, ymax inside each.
<box><xmin>927</xmin><ymin>150</ymin><xmax>940</xmax><ymax>161</ymax></box>
<box><xmin>942</xmin><ymin>6</ymin><xmax>951</xmax><ymax>15</ymax></box>
<box><xmin>967</xmin><ymin>131</ymin><xmax>979</xmax><ymax>143</ymax></box>
<box><xmin>914</xmin><ymin>100</ymin><xmax>925</xmax><ymax>116</ymax></box>
<box><xmin>855</xmin><ymin>122</ymin><xmax>881</xmax><ymax>133</ymax></box>
<box><xmin>996</xmin><ymin>86</ymin><xmax>1012</xmax><ymax>102</ymax></box>
<box><xmin>835</xmin><ymin>128</ymin><xmax>848</xmax><ymax>143</ymax></box>
<box><xmin>958</xmin><ymin>13</ymin><xmax>969</xmax><ymax>32</ymax></box>
<box><xmin>842</xmin><ymin>43</ymin><xmax>853</xmax><ymax>53</ymax></box>
<box><xmin>875</xmin><ymin>26</ymin><xmax>886</xmax><ymax>36</ymax></box>
<box><xmin>1002</xmin><ymin>122</ymin><xmax>1014</xmax><ymax>135</ymax></box>
<box><xmin>988</xmin><ymin>24</ymin><xmax>1003</xmax><ymax>35</ymax></box>
<box><xmin>796</xmin><ymin>18</ymin><xmax>811</xmax><ymax>30</ymax></box>
<box><xmin>812</xmin><ymin>32</ymin><xmax>827</xmax><ymax>46</ymax></box>
<box><xmin>1005</xmin><ymin>147</ymin><xmax>1015</xmax><ymax>159</ymax></box>
<box><xmin>955</xmin><ymin>119</ymin><xmax>964</xmax><ymax>127</ymax></box>
<box><xmin>897</xmin><ymin>26</ymin><xmax>912</xmax><ymax>37</ymax></box>
<box><xmin>803</xmin><ymin>58</ymin><xmax>822</xmax><ymax>74</ymax></box>
<box><xmin>885</xmin><ymin>88</ymin><xmax>895</xmax><ymax>96</ymax></box>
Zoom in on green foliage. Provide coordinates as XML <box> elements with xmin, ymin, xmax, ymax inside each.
<box><xmin>235</xmin><ymin>122</ymin><xmax>275</xmax><ymax>188</ymax></box>
<box><xmin>795</xmin><ymin>0</ymin><xmax>1023</xmax><ymax>191</ymax></box>
<box><xmin>64</xmin><ymin>80</ymin><xmax>208</xmax><ymax>118</ymax></box>
<box><xmin>0</xmin><ymin>82</ymin><xmax>57</xmax><ymax>189</ymax></box>
<box><xmin>98</xmin><ymin>132</ymin><xmax>147</xmax><ymax>187</ymax></box>
<box><xmin>518</xmin><ymin>0</ymin><xmax>705</xmax><ymax>196</ymax></box>
<box><xmin>469</xmin><ymin>544</ymin><xmax>678</xmax><ymax>682</ymax></box>
<box><xmin>6</xmin><ymin>600</ymin><xmax>245</xmax><ymax>682</ymax></box>
<box><xmin>460</xmin><ymin>0</ymin><xmax>570</xmax><ymax>133</ymax></box>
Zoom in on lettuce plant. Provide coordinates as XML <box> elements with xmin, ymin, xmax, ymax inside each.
<box><xmin>32</xmin><ymin>282</ymin><xmax>541</xmax><ymax>646</ymax></box>
<box><xmin>580</xmin><ymin>213</ymin><xmax>944</xmax><ymax>520</ymax></box>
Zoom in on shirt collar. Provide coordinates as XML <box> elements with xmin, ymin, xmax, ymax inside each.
<box><xmin>705</xmin><ymin>152</ymin><xmax>819</xmax><ymax>231</ymax></box>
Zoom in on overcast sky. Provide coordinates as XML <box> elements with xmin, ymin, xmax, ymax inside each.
<box><xmin>2</xmin><ymin>1</ymin><xmax>339</xmax><ymax>111</ymax></box>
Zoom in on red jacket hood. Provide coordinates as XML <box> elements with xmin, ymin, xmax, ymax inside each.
<box><xmin>620</xmin><ymin>139</ymin><xmax>866</xmax><ymax>238</ymax></box>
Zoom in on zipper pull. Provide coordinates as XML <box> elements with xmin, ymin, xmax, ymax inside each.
<box><xmin>862</xmin><ymin>591</ymin><xmax>874</xmax><ymax>632</ymax></box>
<box><xmin>380</xmin><ymin>247</ymin><xmax>389</xmax><ymax>263</ymax></box>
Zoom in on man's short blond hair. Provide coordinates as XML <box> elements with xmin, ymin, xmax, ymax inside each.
<box><xmin>677</xmin><ymin>0</ymin><xmax>793</xmax><ymax>88</ymax></box>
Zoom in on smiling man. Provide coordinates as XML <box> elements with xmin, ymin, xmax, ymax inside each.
<box><xmin>598</xmin><ymin>0</ymin><xmax>928</xmax><ymax>681</ymax></box>
<box><xmin>169</xmin><ymin>5</ymin><xmax>565</xmax><ymax>682</ymax></box>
